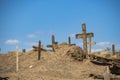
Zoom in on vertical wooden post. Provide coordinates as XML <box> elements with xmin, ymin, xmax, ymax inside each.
<box><xmin>16</xmin><ymin>46</ymin><xmax>19</xmax><ymax>72</ymax></box>
<box><xmin>82</xmin><ymin>24</ymin><xmax>87</xmax><ymax>58</ymax></box>
<box><xmin>38</xmin><ymin>40</ymin><xmax>41</xmax><ymax>60</ymax></box>
<box><xmin>22</xmin><ymin>49</ymin><xmax>26</xmax><ymax>53</ymax></box>
<box><xmin>112</xmin><ymin>44</ymin><xmax>115</xmax><ymax>55</ymax></box>
<box><xmin>52</xmin><ymin>35</ymin><xmax>55</xmax><ymax>51</ymax></box>
<box><xmin>88</xmin><ymin>38</ymin><xmax>91</xmax><ymax>55</ymax></box>
<box><xmin>104</xmin><ymin>66</ymin><xmax>110</xmax><ymax>80</ymax></box>
<box><xmin>68</xmin><ymin>36</ymin><xmax>71</xmax><ymax>46</ymax></box>
<box><xmin>52</xmin><ymin>35</ymin><xmax>55</xmax><ymax>44</ymax></box>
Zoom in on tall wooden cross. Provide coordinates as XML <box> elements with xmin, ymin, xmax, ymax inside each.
<box><xmin>76</xmin><ymin>23</ymin><xmax>94</xmax><ymax>58</ymax></box>
<box><xmin>46</xmin><ymin>35</ymin><xmax>58</xmax><ymax>51</ymax></box>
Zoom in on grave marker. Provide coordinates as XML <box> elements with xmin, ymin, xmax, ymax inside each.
<box><xmin>38</xmin><ymin>40</ymin><xmax>41</xmax><ymax>60</ymax></box>
<box><xmin>76</xmin><ymin>23</ymin><xmax>94</xmax><ymax>58</ymax></box>
<box><xmin>87</xmin><ymin>38</ymin><xmax>96</xmax><ymax>55</ymax></box>
<box><xmin>68</xmin><ymin>36</ymin><xmax>76</xmax><ymax>46</ymax></box>
<box><xmin>112</xmin><ymin>44</ymin><xmax>115</xmax><ymax>55</ymax></box>
<box><xmin>46</xmin><ymin>35</ymin><xmax>58</xmax><ymax>51</ymax></box>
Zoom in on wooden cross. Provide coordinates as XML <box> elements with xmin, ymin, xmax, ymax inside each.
<box><xmin>46</xmin><ymin>35</ymin><xmax>58</xmax><ymax>51</ymax></box>
<box><xmin>76</xmin><ymin>23</ymin><xmax>94</xmax><ymax>58</ymax></box>
<box><xmin>68</xmin><ymin>36</ymin><xmax>76</xmax><ymax>46</ymax></box>
<box><xmin>87</xmin><ymin>38</ymin><xmax>96</xmax><ymax>55</ymax></box>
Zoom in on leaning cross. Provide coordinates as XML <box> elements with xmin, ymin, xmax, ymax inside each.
<box><xmin>46</xmin><ymin>35</ymin><xmax>58</xmax><ymax>51</ymax></box>
<box><xmin>87</xmin><ymin>38</ymin><xmax>96</xmax><ymax>55</ymax></box>
<box><xmin>76</xmin><ymin>23</ymin><xmax>94</xmax><ymax>58</ymax></box>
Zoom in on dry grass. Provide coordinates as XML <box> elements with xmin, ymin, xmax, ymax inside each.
<box><xmin>0</xmin><ymin>45</ymin><xmax>111</xmax><ymax>80</ymax></box>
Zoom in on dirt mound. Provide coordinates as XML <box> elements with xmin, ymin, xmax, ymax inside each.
<box><xmin>66</xmin><ymin>46</ymin><xmax>83</xmax><ymax>61</ymax></box>
<box><xmin>0</xmin><ymin>44</ymin><xmax>106</xmax><ymax>80</ymax></box>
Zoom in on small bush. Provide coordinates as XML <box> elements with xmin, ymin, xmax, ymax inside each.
<box><xmin>105</xmin><ymin>54</ymin><xmax>111</xmax><ymax>58</ymax></box>
<box><xmin>116</xmin><ymin>52</ymin><xmax>120</xmax><ymax>58</ymax></box>
<box><xmin>97</xmin><ymin>52</ymin><xmax>101</xmax><ymax>54</ymax></box>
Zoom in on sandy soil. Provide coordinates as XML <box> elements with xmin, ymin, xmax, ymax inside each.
<box><xmin>0</xmin><ymin>45</ymin><xmax>107</xmax><ymax>80</ymax></box>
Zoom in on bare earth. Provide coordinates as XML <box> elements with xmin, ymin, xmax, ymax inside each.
<box><xmin>0</xmin><ymin>45</ymin><xmax>106</xmax><ymax>80</ymax></box>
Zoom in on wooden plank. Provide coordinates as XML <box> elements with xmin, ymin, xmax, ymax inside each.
<box><xmin>46</xmin><ymin>45</ymin><xmax>53</xmax><ymax>48</ymax></box>
<box><xmin>87</xmin><ymin>42</ymin><xmax>96</xmax><ymax>45</ymax></box>
<box><xmin>76</xmin><ymin>33</ymin><xmax>94</xmax><ymax>39</ymax></box>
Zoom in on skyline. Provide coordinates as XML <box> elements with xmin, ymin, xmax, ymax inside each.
<box><xmin>0</xmin><ymin>0</ymin><xmax>120</xmax><ymax>53</ymax></box>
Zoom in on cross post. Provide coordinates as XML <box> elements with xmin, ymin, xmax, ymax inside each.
<box><xmin>46</xmin><ymin>35</ymin><xmax>58</xmax><ymax>51</ymax></box>
<box><xmin>87</xmin><ymin>38</ymin><xmax>96</xmax><ymax>55</ymax></box>
<box><xmin>76</xmin><ymin>23</ymin><xmax>94</xmax><ymax>58</ymax></box>
<box><xmin>38</xmin><ymin>40</ymin><xmax>41</xmax><ymax>60</ymax></box>
<box><xmin>68</xmin><ymin>36</ymin><xmax>76</xmax><ymax>46</ymax></box>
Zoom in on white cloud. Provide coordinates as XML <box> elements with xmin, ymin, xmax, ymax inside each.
<box><xmin>27</xmin><ymin>34</ymin><xmax>36</xmax><ymax>38</ymax></box>
<box><xmin>76</xmin><ymin>42</ymin><xmax>83</xmax><ymax>46</ymax></box>
<box><xmin>5</xmin><ymin>39</ymin><xmax>19</xmax><ymax>45</ymax></box>
<box><xmin>69</xmin><ymin>34</ymin><xmax>75</xmax><ymax>38</ymax></box>
<box><xmin>35</xmin><ymin>31</ymin><xmax>45</xmax><ymax>34</ymax></box>
<box><xmin>96</xmin><ymin>41</ymin><xmax>111</xmax><ymax>46</ymax></box>
<box><xmin>25</xmin><ymin>42</ymin><xmax>38</xmax><ymax>46</ymax></box>
<box><xmin>91</xmin><ymin>49</ymin><xmax>103</xmax><ymax>52</ymax></box>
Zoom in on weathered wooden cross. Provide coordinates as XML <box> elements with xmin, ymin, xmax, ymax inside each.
<box><xmin>87</xmin><ymin>38</ymin><xmax>96</xmax><ymax>55</ymax></box>
<box><xmin>46</xmin><ymin>35</ymin><xmax>58</xmax><ymax>51</ymax></box>
<box><xmin>68</xmin><ymin>36</ymin><xmax>76</xmax><ymax>46</ymax></box>
<box><xmin>76</xmin><ymin>23</ymin><xmax>94</xmax><ymax>58</ymax></box>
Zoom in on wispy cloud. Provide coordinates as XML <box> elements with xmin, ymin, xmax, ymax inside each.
<box><xmin>76</xmin><ymin>42</ymin><xmax>83</xmax><ymax>46</ymax></box>
<box><xmin>25</xmin><ymin>42</ymin><xmax>38</xmax><ymax>46</ymax></box>
<box><xmin>27</xmin><ymin>34</ymin><xmax>36</xmax><ymax>38</ymax></box>
<box><xmin>5</xmin><ymin>39</ymin><xmax>19</xmax><ymax>45</ymax></box>
<box><xmin>69</xmin><ymin>34</ymin><xmax>75</xmax><ymax>38</ymax></box>
<box><xmin>96</xmin><ymin>42</ymin><xmax>111</xmax><ymax>46</ymax></box>
<box><xmin>35</xmin><ymin>31</ymin><xmax>45</xmax><ymax>35</ymax></box>
<box><xmin>91</xmin><ymin>49</ymin><xmax>103</xmax><ymax>52</ymax></box>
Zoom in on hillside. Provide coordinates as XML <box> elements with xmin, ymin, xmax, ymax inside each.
<box><xmin>0</xmin><ymin>44</ymin><xmax>108</xmax><ymax>80</ymax></box>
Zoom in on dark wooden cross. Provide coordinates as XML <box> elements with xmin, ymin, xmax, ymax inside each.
<box><xmin>38</xmin><ymin>40</ymin><xmax>41</xmax><ymax>60</ymax></box>
<box><xmin>76</xmin><ymin>23</ymin><xmax>94</xmax><ymax>58</ymax></box>
<box><xmin>46</xmin><ymin>35</ymin><xmax>58</xmax><ymax>51</ymax></box>
<box><xmin>68</xmin><ymin>36</ymin><xmax>76</xmax><ymax>46</ymax></box>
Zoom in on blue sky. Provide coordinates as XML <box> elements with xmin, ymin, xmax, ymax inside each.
<box><xmin>0</xmin><ymin>0</ymin><xmax>120</xmax><ymax>53</ymax></box>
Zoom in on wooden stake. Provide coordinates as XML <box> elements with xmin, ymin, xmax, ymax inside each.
<box><xmin>112</xmin><ymin>44</ymin><xmax>115</xmax><ymax>55</ymax></box>
<box><xmin>68</xmin><ymin>36</ymin><xmax>71</xmax><ymax>46</ymax></box>
<box><xmin>38</xmin><ymin>40</ymin><xmax>41</xmax><ymax>60</ymax></box>
<box><xmin>16</xmin><ymin>46</ymin><xmax>19</xmax><ymax>72</ymax></box>
<box><xmin>87</xmin><ymin>38</ymin><xmax>96</xmax><ymax>55</ymax></box>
